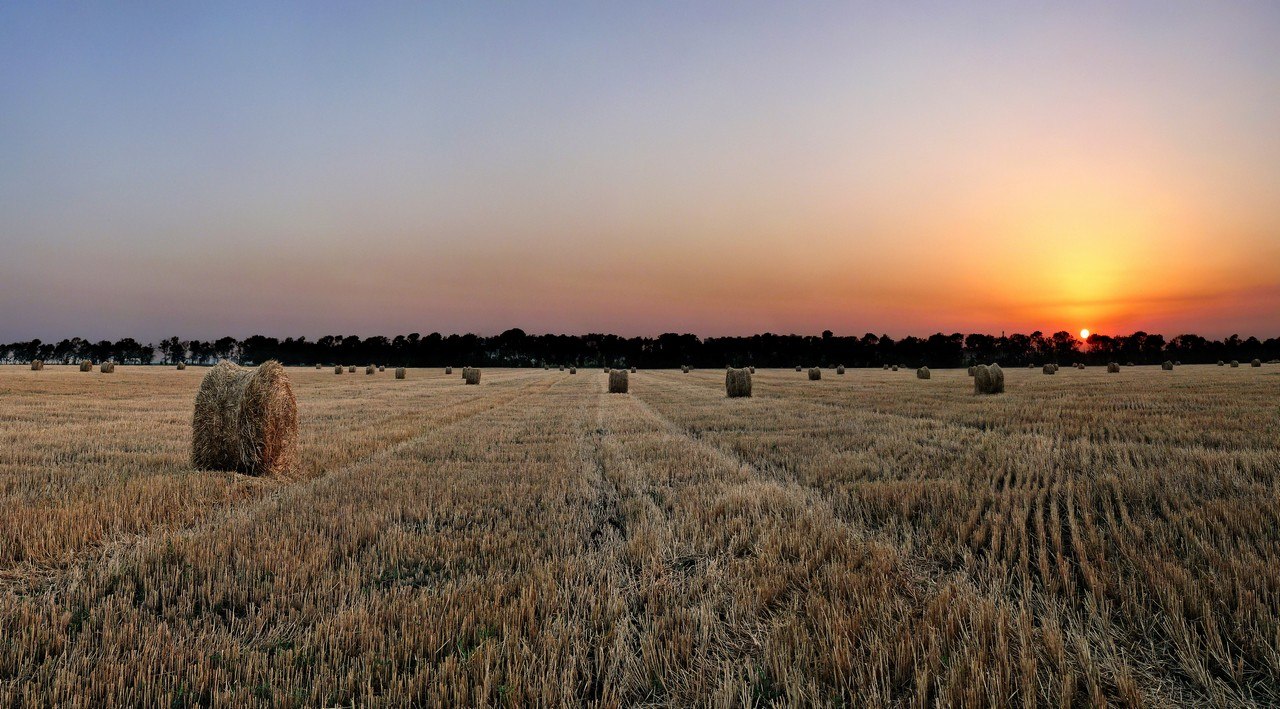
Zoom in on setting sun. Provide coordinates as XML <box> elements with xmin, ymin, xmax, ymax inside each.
<box><xmin>1080</xmin><ymin>329</ymin><xmax>1090</xmax><ymax>339</ymax></box>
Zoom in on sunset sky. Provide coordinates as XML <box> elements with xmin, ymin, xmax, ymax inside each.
<box><xmin>2</xmin><ymin>2</ymin><xmax>1278</xmax><ymax>341</ymax></box>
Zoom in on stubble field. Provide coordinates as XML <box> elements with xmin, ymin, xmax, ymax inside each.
<box><xmin>0</xmin><ymin>364</ymin><xmax>1278</xmax><ymax>707</ymax></box>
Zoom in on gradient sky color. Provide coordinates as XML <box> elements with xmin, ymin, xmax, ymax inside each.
<box><xmin>2</xmin><ymin>2</ymin><xmax>1279</xmax><ymax>341</ymax></box>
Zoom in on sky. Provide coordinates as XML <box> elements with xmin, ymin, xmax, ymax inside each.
<box><xmin>2</xmin><ymin>1</ymin><xmax>1279</xmax><ymax>341</ymax></box>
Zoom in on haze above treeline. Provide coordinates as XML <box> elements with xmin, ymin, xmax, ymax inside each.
<box><xmin>4</xmin><ymin>330</ymin><xmax>1279</xmax><ymax>368</ymax></box>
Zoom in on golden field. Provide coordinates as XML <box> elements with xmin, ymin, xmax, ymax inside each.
<box><xmin>0</xmin><ymin>364</ymin><xmax>1278</xmax><ymax>707</ymax></box>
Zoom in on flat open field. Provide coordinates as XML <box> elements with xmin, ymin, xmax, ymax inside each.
<box><xmin>1</xmin><ymin>364</ymin><xmax>1278</xmax><ymax>707</ymax></box>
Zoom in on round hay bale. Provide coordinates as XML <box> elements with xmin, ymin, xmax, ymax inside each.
<box><xmin>1107</xmin><ymin>362</ymin><xmax>1120</xmax><ymax>373</ymax></box>
<box><xmin>749</xmin><ymin>366</ymin><xmax>756</xmax><ymax>374</ymax></box>
<box><xmin>347</xmin><ymin>366</ymin><xmax>355</xmax><ymax>373</ymax></box>
<box><xmin>365</xmin><ymin>365</ymin><xmax>375</xmax><ymax>375</ymax></box>
<box><xmin>177</xmin><ymin>362</ymin><xmax>186</xmax><ymax>370</ymax></box>
<box><xmin>836</xmin><ymin>365</ymin><xmax>846</xmax><ymax>375</ymax></box>
<box><xmin>395</xmin><ymin>367</ymin><xmax>406</xmax><ymax>379</ymax></box>
<box><xmin>191</xmin><ymin>360</ymin><xmax>298</xmax><ymax>477</ymax></box>
<box><xmin>973</xmin><ymin>364</ymin><xmax>1004</xmax><ymax>394</ymax></box>
<box><xmin>630</xmin><ymin>366</ymin><xmax>637</xmax><ymax>373</ymax></box>
<box><xmin>726</xmin><ymin>367</ymin><xmax>752</xmax><ymax>397</ymax></box>
<box><xmin>558</xmin><ymin>365</ymin><xmax>564</xmax><ymax>371</ymax></box>
<box><xmin>30</xmin><ymin>360</ymin><xmax>44</xmax><ymax>371</ymax></box>
<box><xmin>681</xmin><ymin>365</ymin><xmax>690</xmax><ymax>373</ymax></box>
<box><xmin>882</xmin><ymin>364</ymin><xmax>889</xmax><ymax>370</ymax></box>
<box><xmin>1043</xmin><ymin>364</ymin><xmax>1055</xmax><ymax>375</ymax></box>
<box><xmin>917</xmin><ymin>366</ymin><xmax>930</xmax><ymax>379</ymax></box>
<box><xmin>1231</xmin><ymin>360</ymin><xmax>1239</xmax><ymax>367</ymax></box>
<box><xmin>608</xmin><ymin>369</ymin><xmax>629</xmax><ymax>394</ymax></box>
<box><xmin>544</xmin><ymin>365</ymin><xmax>550</xmax><ymax>370</ymax></box>
<box><xmin>463</xmin><ymin>367</ymin><xmax>481</xmax><ymax>385</ymax></box>
<box><xmin>1174</xmin><ymin>361</ymin><xmax>1181</xmax><ymax>366</ymax></box>
<box><xmin>1126</xmin><ymin>362</ymin><xmax>1135</xmax><ymax>367</ymax></box>
<box><xmin>444</xmin><ymin>366</ymin><xmax>453</xmax><ymax>375</ymax></box>
<box><xmin>1217</xmin><ymin>360</ymin><xmax>1224</xmax><ymax>366</ymax></box>
<box><xmin>1251</xmin><ymin>359</ymin><xmax>1262</xmax><ymax>367</ymax></box>
<box><xmin>1075</xmin><ymin>363</ymin><xmax>1084</xmax><ymax>369</ymax></box>
<box><xmin>378</xmin><ymin>365</ymin><xmax>385</xmax><ymax>372</ymax></box>
<box><xmin>1161</xmin><ymin>361</ymin><xmax>1174</xmax><ymax>371</ymax></box>
<box><xmin>1028</xmin><ymin>363</ymin><xmax>1036</xmax><ymax>369</ymax></box>
<box><xmin>316</xmin><ymin>363</ymin><xmax>322</xmax><ymax>369</ymax></box>
<box><xmin>79</xmin><ymin>361</ymin><xmax>93</xmax><ymax>372</ymax></box>
<box><xmin>100</xmin><ymin>362</ymin><xmax>115</xmax><ymax>374</ymax></box>
<box><xmin>967</xmin><ymin>366</ymin><xmax>976</xmax><ymax>376</ymax></box>
<box><xmin>795</xmin><ymin>365</ymin><xmax>802</xmax><ymax>372</ymax></box>
<box><xmin>891</xmin><ymin>365</ymin><xmax>898</xmax><ymax>372</ymax></box>
<box><xmin>334</xmin><ymin>366</ymin><xmax>343</xmax><ymax>374</ymax></box>
<box><xmin>569</xmin><ymin>367</ymin><xmax>577</xmax><ymax>374</ymax></box>
<box><xmin>808</xmin><ymin>367</ymin><xmax>821</xmax><ymax>381</ymax></box>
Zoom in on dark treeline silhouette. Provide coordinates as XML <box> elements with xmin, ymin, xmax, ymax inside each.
<box><xmin>3</xmin><ymin>330</ymin><xmax>1279</xmax><ymax>369</ymax></box>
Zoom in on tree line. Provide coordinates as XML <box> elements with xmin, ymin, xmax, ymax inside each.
<box><xmin>3</xmin><ymin>329</ymin><xmax>1279</xmax><ymax>369</ymax></box>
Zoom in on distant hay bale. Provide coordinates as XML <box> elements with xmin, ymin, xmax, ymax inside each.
<box><xmin>891</xmin><ymin>365</ymin><xmax>898</xmax><ymax>372</ymax></box>
<box><xmin>604</xmin><ymin>367</ymin><xmax>609</xmax><ymax>372</ymax></box>
<box><xmin>347</xmin><ymin>366</ymin><xmax>355</xmax><ymax>373</ymax></box>
<box><xmin>837</xmin><ymin>365</ymin><xmax>846</xmax><ymax>375</ymax></box>
<box><xmin>967</xmin><ymin>366</ymin><xmax>976</xmax><ymax>376</ymax></box>
<box><xmin>882</xmin><ymin>364</ymin><xmax>889</xmax><ymax>370</ymax></box>
<box><xmin>79</xmin><ymin>361</ymin><xmax>93</xmax><ymax>372</ymax></box>
<box><xmin>395</xmin><ymin>367</ymin><xmax>406</xmax><ymax>379</ymax></box>
<box><xmin>749</xmin><ymin>366</ymin><xmax>755</xmax><ymax>374</ymax></box>
<box><xmin>1043</xmin><ymin>364</ymin><xmax>1055</xmax><ymax>375</ymax></box>
<box><xmin>544</xmin><ymin>365</ymin><xmax>549</xmax><ymax>370</ymax></box>
<box><xmin>1174</xmin><ymin>361</ymin><xmax>1181</xmax><ymax>366</ymax></box>
<box><xmin>808</xmin><ymin>367</ymin><xmax>821</xmax><ymax>381</ymax></box>
<box><xmin>1052</xmin><ymin>364</ymin><xmax>1059</xmax><ymax>372</ymax></box>
<box><xmin>1217</xmin><ymin>360</ymin><xmax>1224</xmax><ymax>366</ymax></box>
<box><xmin>30</xmin><ymin>360</ymin><xmax>43</xmax><ymax>371</ymax></box>
<box><xmin>973</xmin><ymin>364</ymin><xmax>1004</xmax><ymax>395</ymax></box>
<box><xmin>315</xmin><ymin>363</ymin><xmax>322</xmax><ymax>369</ymax></box>
<box><xmin>795</xmin><ymin>365</ymin><xmax>802</xmax><ymax>372</ymax></box>
<box><xmin>378</xmin><ymin>365</ymin><xmax>385</xmax><ymax>372</ymax></box>
<box><xmin>1162</xmin><ymin>361</ymin><xmax>1174</xmax><ymax>371</ymax></box>
<box><xmin>558</xmin><ymin>365</ymin><xmax>564</xmax><ymax>371</ymax></box>
<box><xmin>726</xmin><ymin>368</ymin><xmax>752</xmax><ymax>398</ymax></box>
<box><xmin>1126</xmin><ymin>362</ymin><xmax>1135</xmax><ymax>367</ymax></box>
<box><xmin>682</xmin><ymin>365</ymin><xmax>690</xmax><ymax>373</ymax></box>
<box><xmin>445</xmin><ymin>366</ymin><xmax>453</xmax><ymax>375</ymax></box>
<box><xmin>1075</xmin><ymin>363</ymin><xmax>1084</xmax><ymax>369</ymax></box>
<box><xmin>630</xmin><ymin>366</ymin><xmax>637</xmax><ymax>373</ymax></box>
<box><xmin>1251</xmin><ymin>359</ymin><xmax>1262</xmax><ymax>367</ymax></box>
<box><xmin>463</xmin><ymin>367</ymin><xmax>481</xmax><ymax>384</ymax></box>
<box><xmin>100</xmin><ymin>362</ymin><xmax>116</xmax><ymax>374</ymax></box>
<box><xmin>334</xmin><ymin>366</ymin><xmax>343</xmax><ymax>374</ymax></box>
<box><xmin>1107</xmin><ymin>362</ymin><xmax>1120</xmax><ymax>373</ymax></box>
<box><xmin>177</xmin><ymin>362</ymin><xmax>186</xmax><ymax>370</ymax></box>
<box><xmin>569</xmin><ymin>366</ymin><xmax>577</xmax><ymax>374</ymax></box>
<box><xmin>1231</xmin><ymin>360</ymin><xmax>1239</xmax><ymax>367</ymax></box>
<box><xmin>917</xmin><ymin>366</ymin><xmax>931</xmax><ymax>379</ymax></box>
<box><xmin>191</xmin><ymin>360</ymin><xmax>298</xmax><ymax>477</ymax></box>
<box><xmin>365</xmin><ymin>365</ymin><xmax>375</xmax><ymax>375</ymax></box>
<box><xmin>1028</xmin><ymin>363</ymin><xmax>1036</xmax><ymax>369</ymax></box>
<box><xmin>608</xmin><ymin>369</ymin><xmax>629</xmax><ymax>394</ymax></box>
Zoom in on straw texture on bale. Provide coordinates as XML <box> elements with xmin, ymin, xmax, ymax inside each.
<box><xmin>395</xmin><ymin>367</ymin><xmax>406</xmax><ymax>379</ymax></box>
<box><xmin>1043</xmin><ymin>364</ymin><xmax>1055</xmax><ymax>375</ymax></box>
<box><xmin>1162</xmin><ymin>361</ymin><xmax>1174</xmax><ymax>371</ymax></box>
<box><xmin>836</xmin><ymin>365</ymin><xmax>846</xmax><ymax>375</ymax></box>
<box><xmin>1252</xmin><ymin>359</ymin><xmax>1262</xmax><ymax>367</ymax></box>
<box><xmin>1231</xmin><ymin>360</ymin><xmax>1239</xmax><ymax>367</ymax></box>
<box><xmin>79</xmin><ymin>361</ymin><xmax>93</xmax><ymax>372</ymax></box>
<box><xmin>463</xmin><ymin>367</ymin><xmax>481</xmax><ymax>385</ymax></box>
<box><xmin>1108</xmin><ymin>362</ymin><xmax>1120</xmax><ymax>373</ymax></box>
<box><xmin>726</xmin><ymin>368</ymin><xmax>752</xmax><ymax>398</ymax></box>
<box><xmin>191</xmin><ymin>360</ymin><xmax>298</xmax><ymax>477</ymax></box>
<box><xmin>177</xmin><ymin>362</ymin><xmax>186</xmax><ymax>370</ymax></box>
<box><xmin>808</xmin><ymin>367</ymin><xmax>821</xmax><ymax>381</ymax></box>
<box><xmin>608</xmin><ymin>369</ymin><xmax>629</xmax><ymax>394</ymax></box>
<box><xmin>917</xmin><ymin>367</ymin><xmax>931</xmax><ymax>379</ymax></box>
<box><xmin>973</xmin><ymin>364</ymin><xmax>1004</xmax><ymax>395</ymax></box>
<box><xmin>100</xmin><ymin>362</ymin><xmax>116</xmax><ymax>373</ymax></box>
<box><xmin>30</xmin><ymin>360</ymin><xmax>43</xmax><ymax>371</ymax></box>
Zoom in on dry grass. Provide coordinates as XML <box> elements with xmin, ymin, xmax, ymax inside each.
<box><xmin>0</xmin><ymin>365</ymin><xmax>1278</xmax><ymax>706</ymax></box>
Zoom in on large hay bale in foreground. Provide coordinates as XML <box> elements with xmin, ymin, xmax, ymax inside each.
<box><xmin>100</xmin><ymin>362</ymin><xmax>116</xmax><ymax>374</ymax></box>
<box><xmin>79</xmin><ymin>361</ymin><xmax>93</xmax><ymax>372</ymax></box>
<box><xmin>1107</xmin><ymin>362</ymin><xmax>1120</xmax><ymax>373</ymax></box>
<box><xmin>1162</xmin><ymin>361</ymin><xmax>1174</xmax><ymax>371</ymax></box>
<box><xmin>917</xmin><ymin>366</ymin><xmax>930</xmax><ymax>379</ymax></box>
<box><xmin>191</xmin><ymin>360</ymin><xmax>297</xmax><ymax>477</ymax></box>
<box><xmin>608</xmin><ymin>369</ymin><xmax>628</xmax><ymax>394</ymax></box>
<box><xmin>726</xmin><ymin>368</ymin><xmax>752</xmax><ymax>398</ymax></box>
<box><xmin>30</xmin><ymin>360</ymin><xmax>43</xmax><ymax>371</ymax></box>
<box><xmin>836</xmin><ymin>365</ymin><xmax>846</xmax><ymax>375</ymax></box>
<box><xmin>808</xmin><ymin>367</ymin><xmax>821</xmax><ymax>381</ymax></box>
<box><xmin>974</xmin><ymin>364</ymin><xmax>1004</xmax><ymax>394</ymax></box>
<box><xmin>1043</xmin><ymin>364</ymin><xmax>1055</xmax><ymax>375</ymax></box>
<box><xmin>177</xmin><ymin>362</ymin><xmax>186</xmax><ymax>370</ymax></box>
<box><xmin>395</xmin><ymin>367</ymin><xmax>406</xmax><ymax>379</ymax></box>
<box><xmin>463</xmin><ymin>367</ymin><xmax>481</xmax><ymax>385</ymax></box>
<box><xmin>1251</xmin><ymin>359</ymin><xmax>1262</xmax><ymax>367</ymax></box>
<box><xmin>1231</xmin><ymin>360</ymin><xmax>1239</xmax><ymax>367</ymax></box>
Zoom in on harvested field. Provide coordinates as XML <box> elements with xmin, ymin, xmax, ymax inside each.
<box><xmin>0</xmin><ymin>364</ymin><xmax>1278</xmax><ymax>706</ymax></box>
